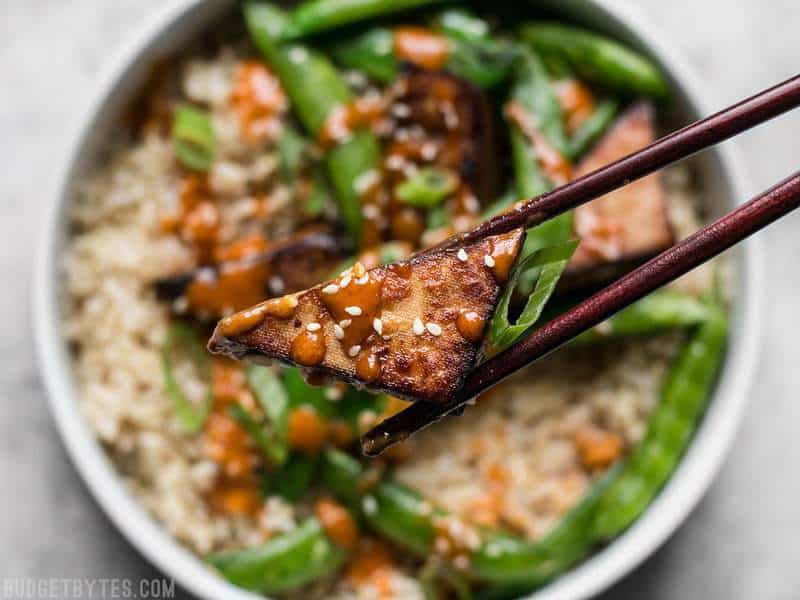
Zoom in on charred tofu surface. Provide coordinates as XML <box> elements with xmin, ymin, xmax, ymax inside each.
<box><xmin>570</xmin><ymin>102</ymin><xmax>673</xmax><ymax>273</ymax></box>
<box><xmin>209</xmin><ymin>228</ymin><xmax>525</xmax><ymax>402</ymax></box>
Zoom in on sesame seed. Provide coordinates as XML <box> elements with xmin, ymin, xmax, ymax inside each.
<box><xmin>463</xmin><ymin>194</ymin><xmax>480</xmax><ymax>213</ymax></box>
<box><xmin>363</xmin><ymin>496</ymin><xmax>378</xmax><ymax>515</ymax></box>
<box><xmin>413</xmin><ymin>318</ymin><xmax>425</xmax><ymax>336</ymax></box>
<box><xmin>353</xmin><ymin>169</ymin><xmax>380</xmax><ymax>195</ymax></box>
<box><xmin>421</xmin><ymin>142</ymin><xmax>438</xmax><ymax>161</ymax></box>
<box><xmin>325</xmin><ymin>387</ymin><xmax>343</xmax><ymax>401</ymax></box>
<box><xmin>306</xmin><ymin>322</ymin><xmax>321</xmax><ymax>332</ymax></box>
<box><xmin>484</xmin><ymin>255</ymin><xmax>496</xmax><ymax>268</ymax></box>
<box><xmin>322</xmin><ymin>284</ymin><xmax>339</xmax><ymax>295</ymax></box>
<box><xmin>426</xmin><ymin>322</ymin><xmax>442</xmax><ymax>336</ymax></box>
<box><xmin>339</xmin><ymin>319</ymin><xmax>352</xmax><ymax>328</ymax></box>
<box><xmin>392</xmin><ymin>103</ymin><xmax>411</xmax><ymax>118</ymax></box>
<box><xmin>361</xmin><ymin>204</ymin><xmax>379</xmax><ymax>219</ymax></box>
<box><xmin>333</xmin><ymin>324</ymin><xmax>345</xmax><ymax>339</ymax></box>
<box><xmin>352</xmin><ymin>262</ymin><xmax>366</xmax><ymax>278</ymax></box>
<box><xmin>385</xmin><ymin>154</ymin><xmax>405</xmax><ymax>170</ymax></box>
<box><xmin>340</xmin><ymin>275</ymin><xmax>352</xmax><ymax>288</ymax></box>
<box><xmin>356</xmin><ymin>274</ymin><xmax>370</xmax><ymax>285</ymax></box>
<box><xmin>373</xmin><ymin>318</ymin><xmax>383</xmax><ymax>335</ymax></box>
<box><xmin>345</xmin><ymin>306</ymin><xmax>362</xmax><ymax>316</ymax></box>
<box><xmin>268</xmin><ymin>275</ymin><xmax>285</xmax><ymax>294</ymax></box>
<box><xmin>348</xmin><ymin>345</ymin><xmax>361</xmax><ymax>357</ymax></box>
<box><xmin>286</xmin><ymin>296</ymin><xmax>299</xmax><ymax>309</ymax></box>
<box><xmin>453</xmin><ymin>555</ymin><xmax>470</xmax><ymax>571</ymax></box>
<box><xmin>457</xmin><ymin>248</ymin><xmax>468</xmax><ymax>262</ymax></box>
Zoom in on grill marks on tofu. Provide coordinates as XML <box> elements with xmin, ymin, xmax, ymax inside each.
<box><xmin>208</xmin><ymin>228</ymin><xmax>526</xmax><ymax>403</ymax></box>
<box><xmin>569</xmin><ymin>102</ymin><xmax>673</xmax><ymax>274</ymax></box>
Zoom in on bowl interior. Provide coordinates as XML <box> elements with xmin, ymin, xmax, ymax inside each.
<box><xmin>36</xmin><ymin>1</ymin><xmax>759</xmax><ymax>600</ymax></box>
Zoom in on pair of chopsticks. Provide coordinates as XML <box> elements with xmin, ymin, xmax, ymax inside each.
<box><xmin>361</xmin><ymin>73</ymin><xmax>800</xmax><ymax>457</ymax></box>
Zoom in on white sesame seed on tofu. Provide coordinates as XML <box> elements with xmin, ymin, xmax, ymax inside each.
<box><xmin>413</xmin><ymin>318</ymin><xmax>425</xmax><ymax>336</ymax></box>
<box><xmin>345</xmin><ymin>306</ymin><xmax>362</xmax><ymax>316</ymax></box>
<box><xmin>339</xmin><ymin>319</ymin><xmax>352</xmax><ymax>328</ymax></box>
<box><xmin>356</xmin><ymin>274</ymin><xmax>370</xmax><ymax>285</ymax></box>
<box><xmin>484</xmin><ymin>254</ymin><xmax>496</xmax><ymax>268</ymax></box>
<box><xmin>373</xmin><ymin>318</ymin><xmax>383</xmax><ymax>335</ymax></box>
<box><xmin>348</xmin><ymin>345</ymin><xmax>362</xmax><ymax>357</ymax></box>
<box><xmin>426</xmin><ymin>322</ymin><xmax>443</xmax><ymax>336</ymax></box>
<box><xmin>322</xmin><ymin>284</ymin><xmax>340</xmax><ymax>295</ymax></box>
<box><xmin>340</xmin><ymin>275</ymin><xmax>352</xmax><ymax>288</ymax></box>
<box><xmin>306</xmin><ymin>322</ymin><xmax>321</xmax><ymax>332</ymax></box>
<box><xmin>457</xmin><ymin>248</ymin><xmax>468</xmax><ymax>262</ymax></box>
<box><xmin>333</xmin><ymin>324</ymin><xmax>345</xmax><ymax>340</ymax></box>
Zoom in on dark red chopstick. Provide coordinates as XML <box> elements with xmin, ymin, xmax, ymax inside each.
<box><xmin>430</xmin><ymin>73</ymin><xmax>800</xmax><ymax>255</ymax></box>
<box><xmin>361</xmin><ymin>170</ymin><xmax>800</xmax><ymax>456</ymax></box>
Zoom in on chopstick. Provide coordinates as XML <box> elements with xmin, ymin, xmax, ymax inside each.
<box><xmin>429</xmin><ymin>73</ymin><xmax>800</xmax><ymax>254</ymax></box>
<box><xmin>361</xmin><ymin>74</ymin><xmax>800</xmax><ymax>456</ymax></box>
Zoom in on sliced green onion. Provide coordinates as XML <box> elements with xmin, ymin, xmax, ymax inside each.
<box><xmin>172</xmin><ymin>105</ymin><xmax>216</xmax><ymax>171</ymax></box>
<box><xmin>263</xmin><ymin>454</ymin><xmax>319</xmax><ymax>502</ymax></box>
<box><xmin>435</xmin><ymin>8</ymin><xmax>490</xmax><ymax>41</ymax></box>
<box><xmin>229</xmin><ymin>405</ymin><xmax>288</xmax><ymax>467</ymax></box>
<box><xmin>487</xmin><ymin>239</ymin><xmax>579</xmax><ymax>356</ymax></box>
<box><xmin>161</xmin><ymin>322</ymin><xmax>212</xmax><ymax>432</ymax></box>
<box><xmin>396</xmin><ymin>168</ymin><xmax>458</xmax><ymax>208</ymax></box>
<box><xmin>246</xmin><ymin>364</ymin><xmax>290</xmax><ymax>466</ymax></box>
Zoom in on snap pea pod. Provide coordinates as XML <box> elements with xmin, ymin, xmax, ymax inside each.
<box><xmin>565</xmin><ymin>98</ymin><xmax>621</xmax><ymax>161</ymax></box>
<box><xmin>328</xmin><ymin>26</ymin><xmax>517</xmax><ymax>89</ymax></box>
<box><xmin>208</xmin><ymin>517</ymin><xmax>348</xmax><ymax>593</ymax></box>
<box><xmin>245</xmin><ymin>1</ymin><xmax>381</xmax><ymax>243</ymax></box>
<box><xmin>571</xmin><ymin>289</ymin><xmax>712</xmax><ymax>346</ymax></box>
<box><xmin>280</xmin><ymin>0</ymin><xmax>447</xmax><ymax>40</ymax></box>
<box><xmin>321</xmin><ymin>450</ymin><xmax>611</xmax><ymax>586</ymax></box>
<box><xmin>507</xmin><ymin>49</ymin><xmax>572</xmax><ymax>249</ymax></box>
<box><xmin>520</xmin><ymin>23</ymin><xmax>669</xmax><ymax>99</ymax></box>
<box><xmin>591</xmin><ymin>301</ymin><xmax>728</xmax><ymax>540</ymax></box>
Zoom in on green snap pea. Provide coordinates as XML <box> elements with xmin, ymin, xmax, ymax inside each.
<box><xmin>396</xmin><ymin>167</ymin><xmax>458</xmax><ymax>208</ymax></box>
<box><xmin>507</xmin><ymin>49</ymin><xmax>572</xmax><ymax>249</ymax></box>
<box><xmin>245</xmin><ymin>1</ymin><xmax>381</xmax><ymax>243</ymax></box>
<box><xmin>591</xmin><ymin>302</ymin><xmax>728</xmax><ymax>540</ymax></box>
<box><xmin>520</xmin><ymin>23</ymin><xmax>669</xmax><ymax>99</ymax></box>
<box><xmin>329</xmin><ymin>26</ymin><xmax>517</xmax><ymax>89</ymax></box>
<box><xmin>565</xmin><ymin>98</ymin><xmax>621</xmax><ymax>161</ymax></box>
<box><xmin>280</xmin><ymin>0</ymin><xmax>447</xmax><ymax>40</ymax></box>
<box><xmin>571</xmin><ymin>289</ymin><xmax>712</xmax><ymax>346</ymax></box>
<box><xmin>208</xmin><ymin>517</ymin><xmax>348</xmax><ymax>593</ymax></box>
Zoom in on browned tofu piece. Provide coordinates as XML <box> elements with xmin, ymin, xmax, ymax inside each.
<box><xmin>208</xmin><ymin>229</ymin><xmax>526</xmax><ymax>403</ymax></box>
<box><xmin>154</xmin><ymin>227</ymin><xmax>349</xmax><ymax>319</ymax></box>
<box><xmin>568</xmin><ymin>102</ymin><xmax>673</xmax><ymax>278</ymax></box>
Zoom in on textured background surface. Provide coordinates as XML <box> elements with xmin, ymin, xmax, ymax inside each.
<box><xmin>2</xmin><ymin>1</ymin><xmax>799</xmax><ymax>598</ymax></box>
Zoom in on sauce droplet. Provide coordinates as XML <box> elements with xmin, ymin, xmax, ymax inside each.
<box><xmin>355</xmin><ymin>349</ymin><xmax>382</xmax><ymax>383</ymax></box>
<box><xmin>291</xmin><ymin>329</ymin><xmax>326</xmax><ymax>366</ymax></box>
<box><xmin>488</xmin><ymin>234</ymin><xmax>522</xmax><ymax>283</ymax></box>
<box><xmin>456</xmin><ymin>309</ymin><xmax>485</xmax><ymax>343</ymax></box>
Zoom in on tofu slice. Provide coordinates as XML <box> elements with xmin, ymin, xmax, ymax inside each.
<box><xmin>208</xmin><ymin>228</ymin><xmax>526</xmax><ymax>403</ymax></box>
<box><xmin>568</xmin><ymin>101</ymin><xmax>673</xmax><ymax>279</ymax></box>
<box><xmin>154</xmin><ymin>227</ymin><xmax>349</xmax><ymax>319</ymax></box>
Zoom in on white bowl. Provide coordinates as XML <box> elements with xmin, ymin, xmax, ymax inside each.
<box><xmin>34</xmin><ymin>1</ymin><xmax>762</xmax><ymax>599</ymax></box>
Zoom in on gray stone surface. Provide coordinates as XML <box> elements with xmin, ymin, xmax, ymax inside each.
<box><xmin>1</xmin><ymin>1</ymin><xmax>798</xmax><ymax>598</ymax></box>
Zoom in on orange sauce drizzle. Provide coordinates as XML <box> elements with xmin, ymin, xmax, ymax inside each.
<box><xmin>553</xmin><ymin>79</ymin><xmax>596</xmax><ymax>134</ymax></box>
<box><xmin>488</xmin><ymin>232</ymin><xmax>522</xmax><ymax>283</ymax></box>
<box><xmin>394</xmin><ymin>27</ymin><xmax>451</xmax><ymax>71</ymax></box>
<box><xmin>456</xmin><ymin>309</ymin><xmax>485</xmax><ymax>343</ymax></box>
<box><xmin>290</xmin><ymin>329</ymin><xmax>327</xmax><ymax>366</ymax></box>
<box><xmin>230</xmin><ymin>60</ymin><xmax>287</xmax><ymax>145</ymax></box>
<box><xmin>315</xmin><ymin>497</ymin><xmax>360</xmax><ymax>550</ymax></box>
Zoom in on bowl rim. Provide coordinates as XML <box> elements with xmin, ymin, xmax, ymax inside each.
<box><xmin>33</xmin><ymin>1</ymin><xmax>762</xmax><ymax>599</ymax></box>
